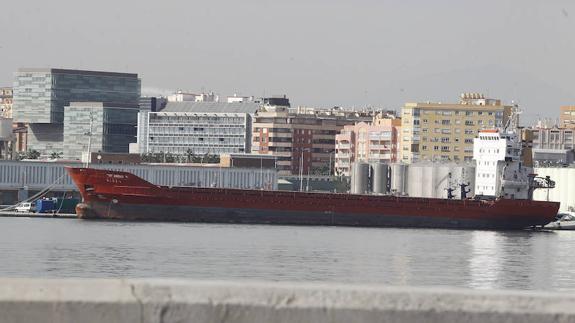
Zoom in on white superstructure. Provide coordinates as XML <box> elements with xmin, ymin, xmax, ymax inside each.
<box><xmin>473</xmin><ymin>129</ymin><xmax>531</xmax><ymax>199</ymax></box>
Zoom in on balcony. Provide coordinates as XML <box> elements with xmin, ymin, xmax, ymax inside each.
<box><xmin>369</xmin><ymin>144</ymin><xmax>391</xmax><ymax>150</ymax></box>
<box><xmin>369</xmin><ymin>153</ymin><xmax>392</xmax><ymax>160</ymax></box>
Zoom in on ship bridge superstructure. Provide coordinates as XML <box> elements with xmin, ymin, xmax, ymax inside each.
<box><xmin>473</xmin><ymin>129</ymin><xmax>530</xmax><ymax>200</ymax></box>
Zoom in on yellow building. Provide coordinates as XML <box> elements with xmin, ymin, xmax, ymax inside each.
<box><xmin>399</xmin><ymin>93</ymin><xmax>512</xmax><ymax>163</ymax></box>
<box><xmin>560</xmin><ymin>106</ymin><xmax>575</xmax><ymax>128</ymax></box>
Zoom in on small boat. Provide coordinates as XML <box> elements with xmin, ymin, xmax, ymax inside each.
<box><xmin>545</xmin><ymin>212</ymin><xmax>575</xmax><ymax>230</ymax></box>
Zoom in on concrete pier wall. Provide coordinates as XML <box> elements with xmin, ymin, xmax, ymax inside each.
<box><xmin>1</xmin><ymin>279</ymin><xmax>574</xmax><ymax>323</ymax></box>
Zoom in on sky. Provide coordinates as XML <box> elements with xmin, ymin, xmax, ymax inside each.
<box><xmin>1</xmin><ymin>0</ymin><xmax>574</xmax><ymax>124</ymax></box>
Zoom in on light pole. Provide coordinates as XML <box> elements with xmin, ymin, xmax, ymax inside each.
<box><xmin>299</xmin><ymin>148</ymin><xmax>310</xmax><ymax>192</ymax></box>
<box><xmin>260</xmin><ymin>156</ymin><xmax>263</xmax><ymax>189</ymax></box>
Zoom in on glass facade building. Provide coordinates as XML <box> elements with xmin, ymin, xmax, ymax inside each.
<box><xmin>63</xmin><ymin>102</ymin><xmax>139</xmax><ymax>159</ymax></box>
<box><xmin>13</xmin><ymin>68</ymin><xmax>140</xmax><ymax>123</ymax></box>
<box><xmin>12</xmin><ymin>68</ymin><xmax>141</xmax><ymax>156</ymax></box>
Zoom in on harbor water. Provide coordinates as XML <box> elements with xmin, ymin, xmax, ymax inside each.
<box><xmin>1</xmin><ymin>217</ymin><xmax>574</xmax><ymax>292</ymax></box>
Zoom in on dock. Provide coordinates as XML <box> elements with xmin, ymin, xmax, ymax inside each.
<box><xmin>0</xmin><ymin>211</ymin><xmax>76</xmax><ymax>219</ymax></box>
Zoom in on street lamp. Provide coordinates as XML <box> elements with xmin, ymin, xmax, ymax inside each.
<box><xmin>299</xmin><ymin>148</ymin><xmax>311</xmax><ymax>192</ymax></box>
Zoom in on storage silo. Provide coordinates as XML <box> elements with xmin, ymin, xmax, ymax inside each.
<box><xmin>390</xmin><ymin>163</ymin><xmax>407</xmax><ymax>195</ymax></box>
<box><xmin>371</xmin><ymin>163</ymin><xmax>389</xmax><ymax>194</ymax></box>
<box><xmin>351</xmin><ymin>162</ymin><xmax>370</xmax><ymax>194</ymax></box>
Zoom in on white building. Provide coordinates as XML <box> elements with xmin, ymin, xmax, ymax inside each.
<box><xmin>227</xmin><ymin>94</ymin><xmax>253</xmax><ymax>103</ymax></box>
<box><xmin>136</xmin><ymin>101</ymin><xmax>261</xmax><ymax>155</ymax></box>
<box><xmin>167</xmin><ymin>91</ymin><xmax>219</xmax><ymax>103</ymax></box>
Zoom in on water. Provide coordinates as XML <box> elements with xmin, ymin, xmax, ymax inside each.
<box><xmin>1</xmin><ymin>217</ymin><xmax>575</xmax><ymax>291</ymax></box>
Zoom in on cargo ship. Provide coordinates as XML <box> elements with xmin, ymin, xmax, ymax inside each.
<box><xmin>66</xmin><ymin>126</ymin><xmax>560</xmax><ymax>229</ymax></box>
<box><xmin>67</xmin><ymin>166</ymin><xmax>558</xmax><ymax>229</ymax></box>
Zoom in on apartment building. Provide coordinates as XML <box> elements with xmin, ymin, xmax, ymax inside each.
<box><xmin>252</xmin><ymin>101</ymin><xmax>374</xmax><ymax>176</ymax></box>
<box><xmin>530</xmin><ymin>125</ymin><xmax>575</xmax><ymax>165</ymax></box>
<box><xmin>0</xmin><ymin>87</ymin><xmax>12</xmax><ymax>118</ymax></box>
<box><xmin>532</xmin><ymin>126</ymin><xmax>575</xmax><ymax>150</ymax></box>
<box><xmin>334</xmin><ymin>113</ymin><xmax>401</xmax><ymax>176</ymax></box>
<box><xmin>399</xmin><ymin>93</ymin><xmax>512</xmax><ymax>163</ymax></box>
<box><xmin>560</xmin><ymin>106</ymin><xmax>575</xmax><ymax>128</ymax></box>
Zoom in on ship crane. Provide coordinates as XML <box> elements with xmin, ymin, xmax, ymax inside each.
<box><xmin>528</xmin><ymin>174</ymin><xmax>556</xmax><ymax>201</ymax></box>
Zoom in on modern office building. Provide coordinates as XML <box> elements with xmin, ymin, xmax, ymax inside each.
<box><xmin>560</xmin><ymin>106</ymin><xmax>575</xmax><ymax>128</ymax></box>
<box><xmin>136</xmin><ymin>101</ymin><xmax>260</xmax><ymax>155</ymax></box>
<box><xmin>12</xmin><ymin>68</ymin><xmax>141</xmax><ymax>156</ymax></box>
<box><xmin>139</xmin><ymin>96</ymin><xmax>167</xmax><ymax>112</ymax></box>
<box><xmin>252</xmin><ymin>99</ymin><xmax>375</xmax><ymax>176</ymax></box>
<box><xmin>399</xmin><ymin>93</ymin><xmax>513</xmax><ymax>163</ymax></box>
<box><xmin>334</xmin><ymin>114</ymin><xmax>401</xmax><ymax>176</ymax></box>
<box><xmin>63</xmin><ymin>102</ymin><xmax>139</xmax><ymax>159</ymax></box>
<box><xmin>0</xmin><ymin>87</ymin><xmax>13</xmax><ymax>118</ymax></box>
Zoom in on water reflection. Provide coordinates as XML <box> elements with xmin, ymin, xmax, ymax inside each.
<box><xmin>0</xmin><ymin>217</ymin><xmax>575</xmax><ymax>291</ymax></box>
<box><xmin>468</xmin><ymin>231</ymin><xmax>504</xmax><ymax>289</ymax></box>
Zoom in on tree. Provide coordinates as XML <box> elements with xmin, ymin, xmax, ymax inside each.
<box><xmin>164</xmin><ymin>152</ymin><xmax>176</xmax><ymax>163</ymax></box>
<box><xmin>185</xmin><ymin>149</ymin><xmax>195</xmax><ymax>163</ymax></box>
<box><xmin>50</xmin><ymin>152</ymin><xmax>63</xmax><ymax>159</ymax></box>
<box><xmin>25</xmin><ymin>150</ymin><xmax>41</xmax><ymax>160</ymax></box>
<box><xmin>311</xmin><ymin>164</ymin><xmax>331</xmax><ymax>176</ymax></box>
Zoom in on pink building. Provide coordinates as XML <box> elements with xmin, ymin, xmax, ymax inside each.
<box><xmin>334</xmin><ymin>115</ymin><xmax>400</xmax><ymax>176</ymax></box>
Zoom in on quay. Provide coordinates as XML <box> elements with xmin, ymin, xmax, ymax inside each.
<box><xmin>0</xmin><ymin>211</ymin><xmax>76</xmax><ymax>218</ymax></box>
<box><xmin>0</xmin><ymin>279</ymin><xmax>574</xmax><ymax>323</ymax></box>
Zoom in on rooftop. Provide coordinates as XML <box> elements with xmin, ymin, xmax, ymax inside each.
<box><xmin>162</xmin><ymin>101</ymin><xmax>261</xmax><ymax>114</ymax></box>
<box><xmin>17</xmin><ymin>68</ymin><xmax>138</xmax><ymax>78</ymax></box>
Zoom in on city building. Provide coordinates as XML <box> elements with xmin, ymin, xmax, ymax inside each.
<box><xmin>167</xmin><ymin>90</ymin><xmax>218</xmax><ymax>103</ymax></box>
<box><xmin>136</xmin><ymin>101</ymin><xmax>260</xmax><ymax>156</ymax></box>
<box><xmin>1</xmin><ymin>87</ymin><xmax>13</xmax><ymax>118</ymax></box>
<box><xmin>12</xmin><ymin>68</ymin><xmax>141</xmax><ymax>156</ymax></box>
<box><xmin>531</xmin><ymin>125</ymin><xmax>575</xmax><ymax>165</ymax></box>
<box><xmin>399</xmin><ymin>93</ymin><xmax>513</xmax><ymax>163</ymax></box>
<box><xmin>532</xmin><ymin>126</ymin><xmax>574</xmax><ymax>150</ymax></box>
<box><xmin>12</xmin><ymin>123</ymin><xmax>27</xmax><ymax>153</ymax></box>
<box><xmin>63</xmin><ymin>102</ymin><xmax>139</xmax><ymax>159</ymax></box>
<box><xmin>139</xmin><ymin>96</ymin><xmax>167</xmax><ymax>112</ymax></box>
<box><xmin>560</xmin><ymin>106</ymin><xmax>575</xmax><ymax>128</ymax></box>
<box><xmin>334</xmin><ymin>113</ymin><xmax>401</xmax><ymax>176</ymax></box>
<box><xmin>0</xmin><ymin>118</ymin><xmax>14</xmax><ymax>159</ymax></box>
<box><xmin>227</xmin><ymin>94</ymin><xmax>254</xmax><ymax>103</ymax></box>
<box><xmin>252</xmin><ymin>98</ymin><xmax>375</xmax><ymax>176</ymax></box>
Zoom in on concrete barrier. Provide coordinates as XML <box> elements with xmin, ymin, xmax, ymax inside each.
<box><xmin>0</xmin><ymin>279</ymin><xmax>574</xmax><ymax>323</ymax></box>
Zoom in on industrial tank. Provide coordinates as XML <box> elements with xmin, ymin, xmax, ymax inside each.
<box><xmin>350</xmin><ymin>162</ymin><xmax>370</xmax><ymax>194</ymax></box>
<box><xmin>390</xmin><ymin>163</ymin><xmax>407</xmax><ymax>195</ymax></box>
<box><xmin>371</xmin><ymin>163</ymin><xmax>389</xmax><ymax>194</ymax></box>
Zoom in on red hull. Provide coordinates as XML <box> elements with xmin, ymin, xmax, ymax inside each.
<box><xmin>66</xmin><ymin>167</ymin><xmax>560</xmax><ymax>230</ymax></box>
